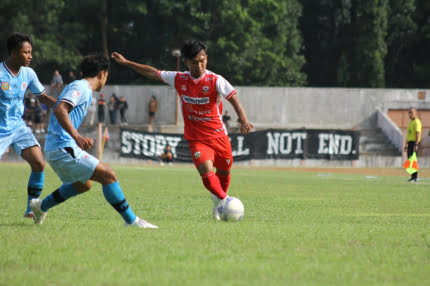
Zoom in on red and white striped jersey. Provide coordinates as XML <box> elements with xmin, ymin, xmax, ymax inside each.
<box><xmin>158</xmin><ymin>70</ymin><xmax>236</xmax><ymax>141</ymax></box>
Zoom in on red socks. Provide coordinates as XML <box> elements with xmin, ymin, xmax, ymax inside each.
<box><xmin>201</xmin><ymin>171</ymin><xmax>227</xmax><ymax>199</ymax></box>
<box><xmin>216</xmin><ymin>172</ymin><xmax>231</xmax><ymax>194</ymax></box>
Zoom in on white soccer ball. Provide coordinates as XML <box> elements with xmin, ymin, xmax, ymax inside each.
<box><xmin>218</xmin><ymin>197</ymin><xmax>244</xmax><ymax>222</ymax></box>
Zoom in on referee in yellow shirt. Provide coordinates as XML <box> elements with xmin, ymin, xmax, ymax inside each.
<box><xmin>404</xmin><ymin>107</ymin><xmax>422</xmax><ymax>182</ymax></box>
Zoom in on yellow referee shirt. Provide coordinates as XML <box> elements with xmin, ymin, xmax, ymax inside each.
<box><xmin>407</xmin><ymin>118</ymin><xmax>422</xmax><ymax>142</ymax></box>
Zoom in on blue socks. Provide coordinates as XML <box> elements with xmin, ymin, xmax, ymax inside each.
<box><xmin>102</xmin><ymin>181</ymin><xmax>136</xmax><ymax>224</ymax></box>
<box><xmin>27</xmin><ymin>171</ymin><xmax>44</xmax><ymax>214</ymax></box>
<box><xmin>38</xmin><ymin>181</ymin><xmax>136</xmax><ymax>224</ymax></box>
<box><xmin>41</xmin><ymin>184</ymin><xmax>79</xmax><ymax>212</ymax></box>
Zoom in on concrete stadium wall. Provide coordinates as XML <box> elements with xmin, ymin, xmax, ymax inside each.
<box><xmin>86</xmin><ymin>86</ymin><xmax>430</xmax><ymax>129</ymax></box>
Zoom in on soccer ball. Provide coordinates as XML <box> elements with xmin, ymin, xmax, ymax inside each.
<box><xmin>218</xmin><ymin>197</ymin><xmax>244</xmax><ymax>222</ymax></box>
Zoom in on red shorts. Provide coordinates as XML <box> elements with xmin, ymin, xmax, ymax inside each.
<box><xmin>188</xmin><ymin>136</ymin><xmax>233</xmax><ymax>170</ymax></box>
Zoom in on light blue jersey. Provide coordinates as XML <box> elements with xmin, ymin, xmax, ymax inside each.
<box><xmin>45</xmin><ymin>79</ymin><xmax>93</xmax><ymax>151</ymax></box>
<box><xmin>0</xmin><ymin>62</ymin><xmax>45</xmax><ymax>135</ymax></box>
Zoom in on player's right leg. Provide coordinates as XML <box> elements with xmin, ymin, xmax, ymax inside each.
<box><xmin>21</xmin><ymin>146</ymin><xmax>45</xmax><ymax>218</ymax></box>
<box><xmin>90</xmin><ymin>162</ymin><xmax>157</xmax><ymax>229</ymax></box>
<box><xmin>36</xmin><ymin>146</ymin><xmax>155</xmax><ymax>228</ymax></box>
<box><xmin>30</xmin><ymin>181</ymin><xmax>91</xmax><ymax>224</ymax></box>
<box><xmin>189</xmin><ymin>141</ymin><xmax>227</xmax><ymax>199</ymax></box>
<box><xmin>10</xmin><ymin>125</ymin><xmax>45</xmax><ymax>218</ymax></box>
<box><xmin>30</xmin><ymin>146</ymin><xmax>97</xmax><ymax>224</ymax></box>
<box><xmin>189</xmin><ymin>141</ymin><xmax>229</xmax><ymax>220</ymax></box>
<box><xmin>198</xmin><ymin>160</ymin><xmax>228</xmax><ymax>221</ymax></box>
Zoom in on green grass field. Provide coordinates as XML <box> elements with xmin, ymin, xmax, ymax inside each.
<box><xmin>1</xmin><ymin>163</ymin><xmax>429</xmax><ymax>286</ymax></box>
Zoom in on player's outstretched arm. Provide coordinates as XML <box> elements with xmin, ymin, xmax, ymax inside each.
<box><xmin>228</xmin><ymin>94</ymin><xmax>254</xmax><ymax>135</ymax></box>
<box><xmin>37</xmin><ymin>92</ymin><xmax>57</xmax><ymax>108</ymax></box>
<box><xmin>54</xmin><ymin>101</ymin><xmax>94</xmax><ymax>150</ymax></box>
<box><xmin>111</xmin><ymin>52</ymin><xmax>160</xmax><ymax>82</ymax></box>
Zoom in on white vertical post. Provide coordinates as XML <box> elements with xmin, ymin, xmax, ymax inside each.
<box><xmin>97</xmin><ymin>123</ymin><xmax>102</xmax><ymax>159</ymax></box>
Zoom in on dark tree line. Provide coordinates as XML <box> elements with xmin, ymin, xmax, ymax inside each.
<box><xmin>0</xmin><ymin>0</ymin><xmax>428</xmax><ymax>88</ymax></box>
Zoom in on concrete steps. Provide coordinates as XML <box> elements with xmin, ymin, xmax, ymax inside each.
<box><xmin>359</xmin><ymin>128</ymin><xmax>401</xmax><ymax>156</ymax></box>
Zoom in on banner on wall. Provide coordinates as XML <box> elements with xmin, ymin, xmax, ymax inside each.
<box><xmin>120</xmin><ymin>128</ymin><xmax>360</xmax><ymax>161</ymax></box>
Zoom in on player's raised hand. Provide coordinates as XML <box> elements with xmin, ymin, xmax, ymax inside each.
<box><xmin>111</xmin><ymin>52</ymin><xmax>127</xmax><ymax>65</ymax></box>
<box><xmin>240</xmin><ymin>121</ymin><xmax>254</xmax><ymax>135</ymax></box>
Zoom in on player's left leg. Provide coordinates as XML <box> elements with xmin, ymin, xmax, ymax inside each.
<box><xmin>213</xmin><ymin>135</ymin><xmax>233</xmax><ymax>194</ymax></box>
<box><xmin>91</xmin><ymin>162</ymin><xmax>157</xmax><ymax>228</ymax></box>
<box><xmin>21</xmin><ymin>145</ymin><xmax>45</xmax><ymax>218</ymax></box>
<box><xmin>215</xmin><ymin>169</ymin><xmax>231</xmax><ymax>194</ymax></box>
<box><xmin>212</xmin><ymin>136</ymin><xmax>234</xmax><ymax>220</ymax></box>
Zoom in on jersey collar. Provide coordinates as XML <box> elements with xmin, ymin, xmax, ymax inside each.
<box><xmin>3</xmin><ymin>62</ymin><xmax>21</xmax><ymax>77</ymax></box>
<box><xmin>188</xmin><ymin>71</ymin><xmax>207</xmax><ymax>83</ymax></box>
<box><xmin>83</xmin><ymin>79</ymin><xmax>92</xmax><ymax>91</ymax></box>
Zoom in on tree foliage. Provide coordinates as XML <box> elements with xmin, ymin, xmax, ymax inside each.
<box><xmin>302</xmin><ymin>0</ymin><xmax>389</xmax><ymax>88</ymax></box>
<box><xmin>409</xmin><ymin>0</ymin><xmax>430</xmax><ymax>88</ymax></box>
<box><xmin>0</xmin><ymin>0</ymin><xmax>84</xmax><ymax>82</ymax></box>
<box><xmin>385</xmin><ymin>0</ymin><xmax>417</xmax><ymax>87</ymax></box>
<box><xmin>0</xmin><ymin>0</ymin><xmax>429</xmax><ymax>87</ymax></box>
<box><xmin>344</xmin><ymin>0</ymin><xmax>388</xmax><ymax>87</ymax></box>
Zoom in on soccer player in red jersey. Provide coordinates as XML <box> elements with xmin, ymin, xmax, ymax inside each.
<box><xmin>111</xmin><ymin>40</ymin><xmax>253</xmax><ymax>220</ymax></box>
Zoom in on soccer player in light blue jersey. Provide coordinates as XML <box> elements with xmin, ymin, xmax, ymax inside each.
<box><xmin>30</xmin><ymin>54</ymin><xmax>157</xmax><ymax>229</ymax></box>
<box><xmin>0</xmin><ymin>32</ymin><xmax>57</xmax><ymax>218</ymax></box>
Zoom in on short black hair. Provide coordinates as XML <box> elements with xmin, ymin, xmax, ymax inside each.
<box><xmin>79</xmin><ymin>54</ymin><xmax>109</xmax><ymax>78</ymax></box>
<box><xmin>181</xmin><ymin>40</ymin><xmax>207</xmax><ymax>59</ymax></box>
<box><xmin>7</xmin><ymin>32</ymin><xmax>32</xmax><ymax>55</ymax></box>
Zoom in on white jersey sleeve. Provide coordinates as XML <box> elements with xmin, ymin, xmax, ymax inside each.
<box><xmin>61</xmin><ymin>82</ymin><xmax>88</xmax><ymax>108</ymax></box>
<box><xmin>215</xmin><ymin>75</ymin><xmax>236</xmax><ymax>100</ymax></box>
<box><xmin>158</xmin><ymin>71</ymin><xmax>178</xmax><ymax>87</ymax></box>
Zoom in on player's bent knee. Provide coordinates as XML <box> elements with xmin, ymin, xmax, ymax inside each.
<box><xmin>92</xmin><ymin>163</ymin><xmax>117</xmax><ymax>185</ymax></box>
<box><xmin>197</xmin><ymin>160</ymin><xmax>214</xmax><ymax>175</ymax></box>
<box><xmin>74</xmin><ymin>181</ymin><xmax>92</xmax><ymax>193</ymax></box>
<box><xmin>101</xmin><ymin>164</ymin><xmax>117</xmax><ymax>183</ymax></box>
<box><xmin>216</xmin><ymin>169</ymin><xmax>230</xmax><ymax>175</ymax></box>
<box><xmin>30</xmin><ymin>159</ymin><xmax>45</xmax><ymax>172</ymax></box>
<box><xmin>105</xmin><ymin>169</ymin><xmax>117</xmax><ymax>183</ymax></box>
<box><xmin>22</xmin><ymin>146</ymin><xmax>45</xmax><ymax>171</ymax></box>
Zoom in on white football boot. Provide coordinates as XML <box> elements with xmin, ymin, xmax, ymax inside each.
<box><xmin>211</xmin><ymin>194</ymin><xmax>226</xmax><ymax>221</ymax></box>
<box><xmin>29</xmin><ymin>199</ymin><xmax>47</xmax><ymax>225</ymax></box>
<box><xmin>124</xmin><ymin>216</ymin><xmax>158</xmax><ymax>229</ymax></box>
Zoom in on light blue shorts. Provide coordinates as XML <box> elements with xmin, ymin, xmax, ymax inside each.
<box><xmin>45</xmin><ymin>145</ymin><xmax>99</xmax><ymax>184</ymax></box>
<box><xmin>0</xmin><ymin>125</ymin><xmax>40</xmax><ymax>159</ymax></box>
